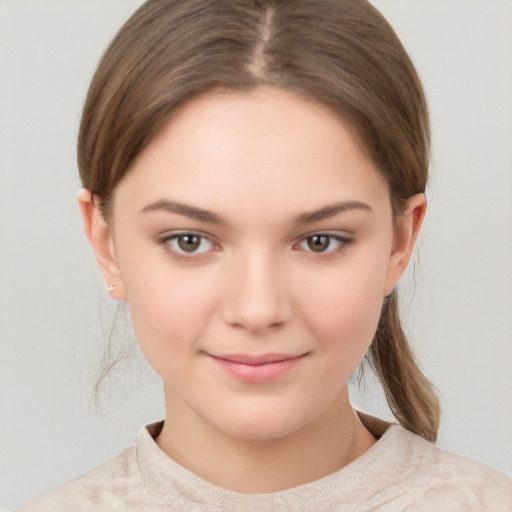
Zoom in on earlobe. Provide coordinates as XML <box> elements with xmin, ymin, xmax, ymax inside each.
<box><xmin>78</xmin><ymin>189</ymin><xmax>126</xmax><ymax>300</ymax></box>
<box><xmin>383</xmin><ymin>193</ymin><xmax>427</xmax><ymax>296</ymax></box>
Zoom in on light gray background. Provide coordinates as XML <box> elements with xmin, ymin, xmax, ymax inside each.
<box><xmin>1</xmin><ymin>0</ymin><xmax>511</xmax><ymax>508</ymax></box>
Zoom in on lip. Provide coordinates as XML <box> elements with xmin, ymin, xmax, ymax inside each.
<box><xmin>208</xmin><ymin>353</ymin><xmax>307</xmax><ymax>384</ymax></box>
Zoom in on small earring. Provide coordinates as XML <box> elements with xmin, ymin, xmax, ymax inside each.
<box><xmin>108</xmin><ymin>285</ymin><xmax>117</xmax><ymax>292</ymax></box>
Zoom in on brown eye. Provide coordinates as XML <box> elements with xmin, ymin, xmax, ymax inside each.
<box><xmin>159</xmin><ymin>232</ymin><xmax>216</xmax><ymax>259</ymax></box>
<box><xmin>306</xmin><ymin>235</ymin><xmax>331</xmax><ymax>252</ymax></box>
<box><xmin>177</xmin><ymin>234</ymin><xmax>202</xmax><ymax>252</ymax></box>
<box><xmin>161</xmin><ymin>232</ymin><xmax>214</xmax><ymax>255</ymax></box>
<box><xmin>297</xmin><ymin>233</ymin><xmax>350</xmax><ymax>255</ymax></box>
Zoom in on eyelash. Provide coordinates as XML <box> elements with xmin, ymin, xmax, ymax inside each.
<box><xmin>157</xmin><ymin>231</ymin><xmax>353</xmax><ymax>261</ymax></box>
<box><xmin>294</xmin><ymin>233</ymin><xmax>353</xmax><ymax>257</ymax></box>
<box><xmin>157</xmin><ymin>231</ymin><xmax>218</xmax><ymax>261</ymax></box>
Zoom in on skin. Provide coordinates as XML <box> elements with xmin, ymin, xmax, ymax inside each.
<box><xmin>80</xmin><ymin>87</ymin><xmax>426</xmax><ymax>493</ymax></box>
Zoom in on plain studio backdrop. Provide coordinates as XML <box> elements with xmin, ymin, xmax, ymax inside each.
<box><xmin>1</xmin><ymin>0</ymin><xmax>511</xmax><ymax>508</ymax></box>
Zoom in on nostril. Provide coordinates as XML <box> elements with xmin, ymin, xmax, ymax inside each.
<box><xmin>219</xmin><ymin>256</ymin><xmax>293</xmax><ymax>330</ymax></box>
<box><xmin>222</xmin><ymin>298</ymin><xmax>292</xmax><ymax>332</ymax></box>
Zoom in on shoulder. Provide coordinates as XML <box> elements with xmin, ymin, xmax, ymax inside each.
<box><xmin>423</xmin><ymin>442</ymin><xmax>512</xmax><ymax>509</ymax></box>
<box><xmin>17</xmin><ymin>447</ymin><xmax>147</xmax><ymax>512</ymax></box>
<box><xmin>390</xmin><ymin>426</ymin><xmax>512</xmax><ymax>510</ymax></box>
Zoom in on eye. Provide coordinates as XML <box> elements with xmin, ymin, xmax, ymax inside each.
<box><xmin>161</xmin><ymin>232</ymin><xmax>215</xmax><ymax>255</ymax></box>
<box><xmin>297</xmin><ymin>233</ymin><xmax>351</xmax><ymax>254</ymax></box>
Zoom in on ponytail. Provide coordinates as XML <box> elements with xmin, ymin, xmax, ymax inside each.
<box><xmin>369</xmin><ymin>292</ymin><xmax>441</xmax><ymax>442</ymax></box>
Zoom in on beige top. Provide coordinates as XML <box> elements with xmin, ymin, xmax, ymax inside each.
<box><xmin>18</xmin><ymin>416</ymin><xmax>512</xmax><ymax>511</ymax></box>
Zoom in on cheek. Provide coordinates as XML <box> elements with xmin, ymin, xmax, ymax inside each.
<box><xmin>116</xmin><ymin>246</ymin><xmax>219</xmax><ymax>364</ymax></box>
<box><xmin>297</xmin><ymin>258</ymin><xmax>387</xmax><ymax>359</ymax></box>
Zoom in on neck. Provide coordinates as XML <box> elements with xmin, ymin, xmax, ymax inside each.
<box><xmin>156</xmin><ymin>387</ymin><xmax>376</xmax><ymax>493</ymax></box>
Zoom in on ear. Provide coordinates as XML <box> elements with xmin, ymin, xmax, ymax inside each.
<box><xmin>383</xmin><ymin>193</ymin><xmax>427</xmax><ymax>296</ymax></box>
<box><xmin>78</xmin><ymin>189</ymin><xmax>126</xmax><ymax>300</ymax></box>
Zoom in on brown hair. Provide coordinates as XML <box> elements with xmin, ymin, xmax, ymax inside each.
<box><xmin>78</xmin><ymin>0</ymin><xmax>440</xmax><ymax>441</ymax></box>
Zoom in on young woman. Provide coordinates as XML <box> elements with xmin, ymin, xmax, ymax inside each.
<box><xmin>19</xmin><ymin>0</ymin><xmax>512</xmax><ymax>510</ymax></box>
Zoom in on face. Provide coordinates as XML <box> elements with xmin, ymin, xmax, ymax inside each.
<box><xmin>84</xmin><ymin>87</ymin><xmax>423</xmax><ymax>441</ymax></box>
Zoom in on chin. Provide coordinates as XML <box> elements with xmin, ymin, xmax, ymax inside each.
<box><xmin>206</xmin><ymin>400</ymin><xmax>320</xmax><ymax>442</ymax></box>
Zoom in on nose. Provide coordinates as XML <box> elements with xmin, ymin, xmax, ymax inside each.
<box><xmin>220</xmin><ymin>249</ymin><xmax>293</xmax><ymax>332</ymax></box>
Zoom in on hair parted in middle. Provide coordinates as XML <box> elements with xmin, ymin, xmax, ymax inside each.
<box><xmin>78</xmin><ymin>0</ymin><xmax>440</xmax><ymax>441</ymax></box>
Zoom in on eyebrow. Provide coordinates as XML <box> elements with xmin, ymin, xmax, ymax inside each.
<box><xmin>140</xmin><ymin>199</ymin><xmax>372</xmax><ymax>224</ymax></box>
<box><xmin>141</xmin><ymin>199</ymin><xmax>224</xmax><ymax>224</ymax></box>
<box><xmin>297</xmin><ymin>201</ymin><xmax>373</xmax><ymax>223</ymax></box>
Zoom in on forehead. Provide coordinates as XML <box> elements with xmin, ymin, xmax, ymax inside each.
<box><xmin>114</xmin><ymin>87</ymin><xmax>390</xmax><ymax>220</ymax></box>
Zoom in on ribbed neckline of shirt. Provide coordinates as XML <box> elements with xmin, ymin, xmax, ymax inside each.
<box><xmin>134</xmin><ymin>414</ymin><xmax>428</xmax><ymax>512</ymax></box>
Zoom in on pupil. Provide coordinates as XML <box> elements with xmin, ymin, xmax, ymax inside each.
<box><xmin>178</xmin><ymin>235</ymin><xmax>201</xmax><ymax>252</ymax></box>
<box><xmin>308</xmin><ymin>235</ymin><xmax>329</xmax><ymax>252</ymax></box>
